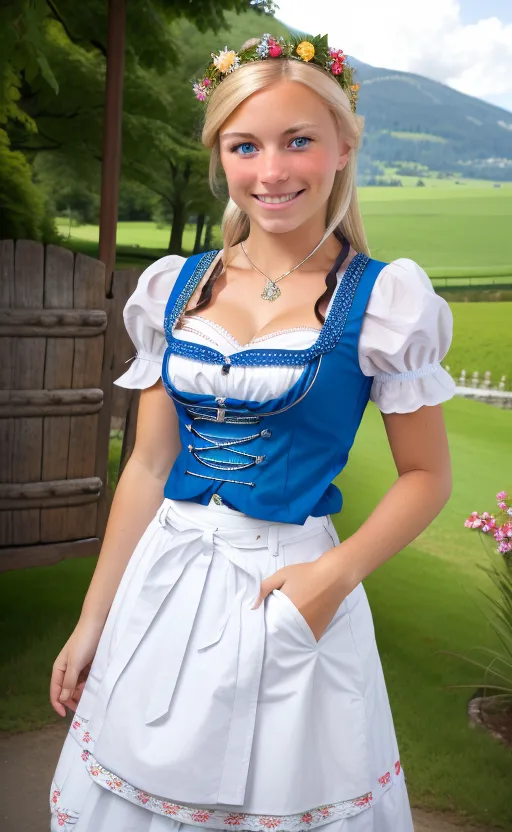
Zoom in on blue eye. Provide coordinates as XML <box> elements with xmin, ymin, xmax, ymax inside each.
<box><xmin>232</xmin><ymin>142</ymin><xmax>256</xmax><ymax>155</ymax></box>
<box><xmin>291</xmin><ymin>136</ymin><xmax>311</xmax><ymax>149</ymax></box>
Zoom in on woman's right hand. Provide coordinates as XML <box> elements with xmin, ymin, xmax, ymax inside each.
<box><xmin>50</xmin><ymin>617</ymin><xmax>105</xmax><ymax>717</ymax></box>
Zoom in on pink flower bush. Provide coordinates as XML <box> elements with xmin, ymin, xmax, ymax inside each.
<box><xmin>464</xmin><ymin>490</ymin><xmax>512</xmax><ymax>555</ymax></box>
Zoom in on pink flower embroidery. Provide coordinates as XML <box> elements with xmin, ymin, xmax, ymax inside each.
<box><xmin>301</xmin><ymin>812</ymin><xmax>313</xmax><ymax>823</ymax></box>
<box><xmin>89</xmin><ymin>764</ymin><xmax>100</xmax><ymax>777</ymax></box>
<box><xmin>259</xmin><ymin>818</ymin><xmax>281</xmax><ymax>828</ymax></box>
<box><xmin>354</xmin><ymin>794</ymin><xmax>372</xmax><ymax>807</ymax></box>
<box><xmin>81</xmin><ymin>750</ymin><xmax>90</xmax><ymax>761</ymax></box>
<box><xmin>51</xmin><ymin>789</ymin><xmax>60</xmax><ymax>805</ymax></box>
<box><xmin>137</xmin><ymin>791</ymin><xmax>151</xmax><ymax>804</ymax></box>
<box><xmin>224</xmin><ymin>814</ymin><xmax>247</xmax><ymax>825</ymax></box>
<box><xmin>378</xmin><ymin>771</ymin><xmax>391</xmax><ymax>786</ymax></box>
<box><xmin>395</xmin><ymin>760</ymin><xmax>401</xmax><ymax>775</ymax></box>
<box><xmin>72</xmin><ymin>720</ymin><xmax>80</xmax><ymax>730</ymax></box>
<box><xmin>192</xmin><ymin>810</ymin><xmax>212</xmax><ymax>822</ymax></box>
<box><xmin>106</xmin><ymin>778</ymin><xmax>123</xmax><ymax>791</ymax></box>
<box><xmin>318</xmin><ymin>807</ymin><xmax>331</xmax><ymax>818</ymax></box>
<box><xmin>57</xmin><ymin>812</ymin><xmax>70</xmax><ymax>826</ymax></box>
<box><xmin>82</xmin><ymin>731</ymin><xmax>91</xmax><ymax>743</ymax></box>
<box><xmin>162</xmin><ymin>803</ymin><xmax>180</xmax><ymax>815</ymax></box>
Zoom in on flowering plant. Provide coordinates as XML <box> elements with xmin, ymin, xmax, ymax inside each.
<box><xmin>464</xmin><ymin>490</ymin><xmax>512</xmax><ymax>557</ymax></box>
<box><xmin>192</xmin><ymin>33</ymin><xmax>360</xmax><ymax>112</ymax></box>
<box><xmin>441</xmin><ymin>488</ymin><xmax>512</xmax><ymax>746</ymax></box>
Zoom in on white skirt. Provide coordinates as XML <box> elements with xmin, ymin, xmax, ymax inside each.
<box><xmin>49</xmin><ymin>497</ymin><xmax>414</xmax><ymax>832</ymax></box>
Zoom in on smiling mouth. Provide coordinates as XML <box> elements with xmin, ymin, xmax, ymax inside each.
<box><xmin>253</xmin><ymin>189</ymin><xmax>305</xmax><ymax>204</ymax></box>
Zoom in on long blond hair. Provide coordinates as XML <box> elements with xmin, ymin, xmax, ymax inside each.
<box><xmin>201</xmin><ymin>57</ymin><xmax>370</xmax><ymax>265</ymax></box>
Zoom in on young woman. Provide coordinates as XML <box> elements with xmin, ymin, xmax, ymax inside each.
<box><xmin>49</xmin><ymin>33</ymin><xmax>455</xmax><ymax>832</ymax></box>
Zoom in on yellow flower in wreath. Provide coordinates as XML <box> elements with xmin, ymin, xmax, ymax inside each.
<box><xmin>295</xmin><ymin>41</ymin><xmax>315</xmax><ymax>62</ymax></box>
<box><xmin>212</xmin><ymin>47</ymin><xmax>238</xmax><ymax>73</ymax></box>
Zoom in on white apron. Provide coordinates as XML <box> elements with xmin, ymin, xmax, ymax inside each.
<box><xmin>50</xmin><ymin>496</ymin><xmax>412</xmax><ymax>832</ymax></box>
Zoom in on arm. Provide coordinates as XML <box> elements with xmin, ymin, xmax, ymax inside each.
<box><xmin>80</xmin><ymin>380</ymin><xmax>181</xmax><ymax>627</ymax></box>
<box><xmin>329</xmin><ymin>402</ymin><xmax>452</xmax><ymax>590</ymax></box>
<box><xmin>254</xmin><ymin>403</ymin><xmax>452</xmax><ymax>640</ymax></box>
<box><xmin>50</xmin><ymin>380</ymin><xmax>181</xmax><ymax>714</ymax></box>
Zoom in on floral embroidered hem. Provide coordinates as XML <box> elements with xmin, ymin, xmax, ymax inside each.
<box><xmin>50</xmin><ymin>715</ymin><xmax>404</xmax><ymax>831</ymax></box>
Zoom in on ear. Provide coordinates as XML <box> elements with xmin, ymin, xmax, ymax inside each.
<box><xmin>336</xmin><ymin>140</ymin><xmax>351</xmax><ymax>171</ymax></box>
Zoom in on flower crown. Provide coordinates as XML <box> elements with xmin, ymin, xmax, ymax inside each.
<box><xmin>192</xmin><ymin>33</ymin><xmax>360</xmax><ymax>113</ymax></box>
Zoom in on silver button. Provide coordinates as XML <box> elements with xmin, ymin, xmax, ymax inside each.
<box><xmin>212</xmin><ymin>494</ymin><xmax>223</xmax><ymax>506</ymax></box>
<box><xmin>261</xmin><ymin>429</ymin><xmax>272</xmax><ymax>438</ymax></box>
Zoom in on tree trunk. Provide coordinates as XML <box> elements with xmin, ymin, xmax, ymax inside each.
<box><xmin>168</xmin><ymin>199</ymin><xmax>186</xmax><ymax>255</ymax></box>
<box><xmin>204</xmin><ymin>218</ymin><xmax>214</xmax><ymax>249</ymax></box>
<box><xmin>193</xmin><ymin>213</ymin><xmax>205</xmax><ymax>253</ymax></box>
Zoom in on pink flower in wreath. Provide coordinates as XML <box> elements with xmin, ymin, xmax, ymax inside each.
<box><xmin>301</xmin><ymin>812</ymin><xmax>313</xmax><ymax>823</ymax></box>
<box><xmin>51</xmin><ymin>789</ymin><xmax>60</xmax><ymax>805</ymax></box>
<box><xmin>497</xmin><ymin>491</ymin><xmax>508</xmax><ymax>501</ymax></box>
<box><xmin>378</xmin><ymin>771</ymin><xmax>391</xmax><ymax>786</ymax></box>
<box><xmin>57</xmin><ymin>812</ymin><xmax>70</xmax><ymax>827</ymax></box>
<box><xmin>137</xmin><ymin>791</ymin><xmax>151</xmax><ymax>804</ymax></box>
<box><xmin>224</xmin><ymin>814</ymin><xmax>247</xmax><ymax>825</ymax></box>
<box><xmin>259</xmin><ymin>817</ymin><xmax>281</xmax><ymax>828</ymax></box>
<box><xmin>163</xmin><ymin>803</ymin><xmax>180</xmax><ymax>815</ymax></box>
<box><xmin>395</xmin><ymin>760</ymin><xmax>401</xmax><ymax>775</ymax></box>
<box><xmin>81</xmin><ymin>750</ymin><xmax>90</xmax><ymax>762</ymax></box>
<box><xmin>192</xmin><ymin>810</ymin><xmax>212</xmax><ymax>822</ymax></box>
<box><xmin>267</xmin><ymin>38</ymin><xmax>283</xmax><ymax>58</ymax></box>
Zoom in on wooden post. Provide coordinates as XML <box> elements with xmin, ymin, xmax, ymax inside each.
<box><xmin>98</xmin><ymin>0</ymin><xmax>126</xmax><ymax>292</ymax></box>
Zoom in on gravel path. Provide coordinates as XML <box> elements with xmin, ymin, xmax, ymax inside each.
<box><xmin>0</xmin><ymin>722</ymin><xmax>501</xmax><ymax>832</ymax></box>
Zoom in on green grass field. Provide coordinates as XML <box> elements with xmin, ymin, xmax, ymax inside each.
<box><xmin>1</xmin><ymin>396</ymin><xmax>511</xmax><ymax>827</ymax></box>
<box><xmin>56</xmin><ymin>186</ymin><xmax>512</xmax><ymax>281</ymax></box>
<box><xmin>445</xmin><ymin>302</ymin><xmax>512</xmax><ymax>386</ymax></box>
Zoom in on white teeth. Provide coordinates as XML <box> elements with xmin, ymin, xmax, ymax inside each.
<box><xmin>256</xmin><ymin>192</ymin><xmax>299</xmax><ymax>204</ymax></box>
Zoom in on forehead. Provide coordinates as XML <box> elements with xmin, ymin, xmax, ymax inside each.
<box><xmin>220</xmin><ymin>81</ymin><xmax>332</xmax><ymax>137</ymax></box>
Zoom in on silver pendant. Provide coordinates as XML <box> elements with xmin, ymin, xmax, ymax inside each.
<box><xmin>261</xmin><ymin>279</ymin><xmax>281</xmax><ymax>302</ymax></box>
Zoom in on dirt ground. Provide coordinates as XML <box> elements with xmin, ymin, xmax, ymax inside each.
<box><xmin>0</xmin><ymin>721</ymin><xmax>503</xmax><ymax>832</ymax></box>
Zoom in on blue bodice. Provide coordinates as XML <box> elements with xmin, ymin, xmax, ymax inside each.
<box><xmin>161</xmin><ymin>250</ymin><xmax>387</xmax><ymax>524</ymax></box>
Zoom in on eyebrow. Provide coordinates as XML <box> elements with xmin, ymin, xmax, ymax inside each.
<box><xmin>220</xmin><ymin>122</ymin><xmax>321</xmax><ymax>141</ymax></box>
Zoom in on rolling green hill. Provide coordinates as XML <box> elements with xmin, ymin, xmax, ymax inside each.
<box><xmin>278</xmin><ymin>19</ymin><xmax>512</xmax><ymax>182</ymax></box>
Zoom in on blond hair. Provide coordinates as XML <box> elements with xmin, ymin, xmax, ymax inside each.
<box><xmin>200</xmin><ymin>57</ymin><xmax>370</xmax><ymax>265</ymax></box>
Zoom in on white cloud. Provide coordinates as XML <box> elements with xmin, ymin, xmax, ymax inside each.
<box><xmin>271</xmin><ymin>0</ymin><xmax>512</xmax><ymax>108</ymax></box>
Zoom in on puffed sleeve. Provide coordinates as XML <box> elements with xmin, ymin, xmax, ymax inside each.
<box><xmin>113</xmin><ymin>254</ymin><xmax>186</xmax><ymax>389</ymax></box>
<box><xmin>358</xmin><ymin>258</ymin><xmax>456</xmax><ymax>413</ymax></box>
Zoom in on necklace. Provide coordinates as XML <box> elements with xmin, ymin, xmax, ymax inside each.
<box><xmin>240</xmin><ymin>236</ymin><xmax>329</xmax><ymax>302</ymax></box>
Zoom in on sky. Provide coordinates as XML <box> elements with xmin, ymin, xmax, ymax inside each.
<box><xmin>271</xmin><ymin>0</ymin><xmax>512</xmax><ymax>113</ymax></box>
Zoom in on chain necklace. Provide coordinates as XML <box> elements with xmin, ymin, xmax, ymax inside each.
<box><xmin>240</xmin><ymin>236</ymin><xmax>328</xmax><ymax>302</ymax></box>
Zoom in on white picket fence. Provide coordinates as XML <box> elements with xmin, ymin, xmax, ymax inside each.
<box><xmin>443</xmin><ymin>367</ymin><xmax>512</xmax><ymax>408</ymax></box>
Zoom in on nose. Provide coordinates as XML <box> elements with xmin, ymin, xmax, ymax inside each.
<box><xmin>259</xmin><ymin>150</ymin><xmax>289</xmax><ymax>185</ymax></box>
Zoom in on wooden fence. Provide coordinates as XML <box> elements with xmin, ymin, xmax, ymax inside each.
<box><xmin>0</xmin><ymin>240</ymin><xmax>142</xmax><ymax>572</ymax></box>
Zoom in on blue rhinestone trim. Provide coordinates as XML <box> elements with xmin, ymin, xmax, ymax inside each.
<box><xmin>164</xmin><ymin>251</ymin><xmax>370</xmax><ymax>368</ymax></box>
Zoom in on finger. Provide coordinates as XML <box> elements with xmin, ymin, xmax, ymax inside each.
<box><xmin>50</xmin><ymin>662</ymin><xmax>67</xmax><ymax>717</ymax></box>
<box><xmin>252</xmin><ymin>574</ymin><xmax>284</xmax><ymax>609</ymax></box>
<box><xmin>59</xmin><ymin>664</ymin><xmax>80</xmax><ymax>706</ymax></box>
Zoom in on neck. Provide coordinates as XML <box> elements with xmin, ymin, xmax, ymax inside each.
<box><xmin>241</xmin><ymin>222</ymin><xmax>342</xmax><ymax>278</ymax></box>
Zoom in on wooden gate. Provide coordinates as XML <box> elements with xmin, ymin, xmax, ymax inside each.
<box><xmin>0</xmin><ymin>240</ymin><xmax>141</xmax><ymax>571</ymax></box>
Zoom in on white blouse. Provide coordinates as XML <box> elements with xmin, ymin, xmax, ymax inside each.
<box><xmin>114</xmin><ymin>253</ymin><xmax>456</xmax><ymax>414</ymax></box>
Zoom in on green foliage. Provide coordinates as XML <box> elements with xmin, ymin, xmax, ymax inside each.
<box><xmin>0</xmin><ymin>129</ymin><xmax>55</xmax><ymax>240</ymax></box>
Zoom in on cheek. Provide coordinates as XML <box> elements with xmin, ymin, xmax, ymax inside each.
<box><xmin>221</xmin><ymin>155</ymin><xmax>254</xmax><ymax>191</ymax></box>
<box><xmin>292</xmin><ymin>149</ymin><xmax>336</xmax><ymax>184</ymax></box>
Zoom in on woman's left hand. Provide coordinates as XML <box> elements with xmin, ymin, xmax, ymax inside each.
<box><xmin>252</xmin><ymin>551</ymin><xmax>355</xmax><ymax>642</ymax></box>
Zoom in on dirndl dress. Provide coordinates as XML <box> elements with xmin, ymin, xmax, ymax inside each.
<box><xmin>49</xmin><ymin>253</ymin><xmax>456</xmax><ymax>831</ymax></box>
